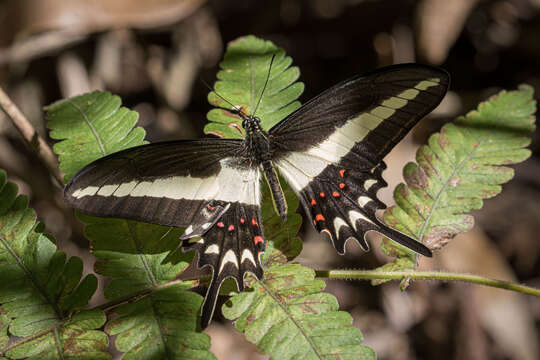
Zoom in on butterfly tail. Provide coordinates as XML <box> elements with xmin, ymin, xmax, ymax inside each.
<box><xmin>373</xmin><ymin>218</ymin><xmax>432</xmax><ymax>257</ymax></box>
<box><xmin>200</xmin><ymin>272</ymin><xmax>223</xmax><ymax>329</ymax></box>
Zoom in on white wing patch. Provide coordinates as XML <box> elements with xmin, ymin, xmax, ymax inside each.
<box><xmin>205</xmin><ymin>244</ymin><xmax>219</xmax><ymax>254</ymax></box>
<box><xmin>184</xmin><ymin>225</ymin><xmax>194</xmax><ymax>236</ymax></box>
<box><xmin>349</xmin><ymin>210</ymin><xmax>373</xmax><ymax>230</ymax></box>
<box><xmin>241</xmin><ymin>249</ymin><xmax>256</xmax><ymax>266</ymax></box>
<box><xmin>333</xmin><ymin>217</ymin><xmax>349</xmax><ymax>234</ymax></box>
<box><xmin>72</xmin><ymin>186</ymin><xmax>99</xmax><ymax>198</ymax></box>
<box><xmin>113</xmin><ymin>181</ymin><xmax>138</xmax><ymax>196</ymax></box>
<box><xmin>71</xmin><ymin>159</ymin><xmax>261</xmax><ymax>205</ymax></box>
<box><xmin>219</xmin><ymin>249</ymin><xmax>238</xmax><ymax>273</ymax></box>
<box><xmin>357</xmin><ymin>196</ymin><xmax>372</xmax><ymax>207</ymax></box>
<box><xmin>97</xmin><ymin>184</ymin><xmax>119</xmax><ymax>196</ymax></box>
<box><xmin>276</xmin><ymin>78</ymin><xmax>441</xmax><ymax>191</ymax></box>
<box><xmin>363</xmin><ymin>179</ymin><xmax>377</xmax><ymax>191</ymax></box>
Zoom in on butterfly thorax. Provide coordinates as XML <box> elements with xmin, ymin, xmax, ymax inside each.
<box><xmin>242</xmin><ymin>115</ymin><xmax>288</xmax><ymax>221</ymax></box>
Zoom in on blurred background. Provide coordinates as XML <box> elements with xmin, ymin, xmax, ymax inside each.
<box><xmin>0</xmin><ymin>0</ymin><xmax>539</xmax><ymax>359</ymax></box>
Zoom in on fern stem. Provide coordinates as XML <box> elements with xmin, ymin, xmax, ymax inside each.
<box><xmin>0</xmin><ymin>86</ymin><xmax>64</xmax><ymax>187</ymax></box>
<box><xmin>315</xmin><ymin>270</ymin><xmax>540</xmax><ymax>297</ymax></box>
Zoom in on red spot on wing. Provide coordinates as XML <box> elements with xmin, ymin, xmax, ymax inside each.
<box><xmin>339</xmin><ymin>169</ymin><xmax>346</xmax><ymax>178</ymax></box>
<box><xmin>207</xmin><ymin>205</ymin><xmax>216</xmax><ymax>211</ymax></box>
<box><xmin>310</xmin><ymin>198</ymin><xmax>317</xmax><ymax>206</ymax></box>
<box><xmin>254</xmin><ymin>236</ymin><xmax>264</xmax><ymax>244</ymax></box>
<box><xmin>217</xmin><ymin>222</ymin><xmax>224</xmax><ymax>228</ymax></box>
<box><xmin>240</xmin><ymin>218</ymin><xmax>245</xmax><ymax>224</ymax></box>
<box><xmin>228</xmin><ymin>225</ymin><xmax>235</xmax><ymax>232</ymax></box>
<box><xmin>319</xmin><ymin>192</ymin><xmax>326</xmax><ymax>198</ymax></box>
<box><xmin>315</xmin><ymin>214</ymin><xmax>325</xmax><ymax>222</ymax></box>
<box><xmin>339</xmin><ymin>183</ymin><xmax>346</xmax><ymax>189</ymax></box>
<box><xmin>332</xmin><ymin>191</ymin><xmax>340</xmax><ymax>197</ymax></box>
<box><xmin>251</xmin><ymin>218</ymin><xmax>259</xmax><ymax>226</ymax></box>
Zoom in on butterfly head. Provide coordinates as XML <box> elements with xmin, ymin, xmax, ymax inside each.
<box><xmin>242</xmin><ymin>115</ymin><xmax>262</xmax><ymax>133</ymax></box>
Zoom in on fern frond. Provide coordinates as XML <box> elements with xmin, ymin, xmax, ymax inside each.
<box><xmin>379</xmin><ymin>85</ymin><xmax>536</xmax><ymax>275</ymax></box>
<box><xmin>47</xmin><ymin>91</ymin><xmax>146</xmax><ymax>181</ymax></box>
<box><xmin>0</xmin><ymin>170</ymin><xmax>108</xmax><ymax>359</ymax></box>
<box><xmin>205</xmin><ymin>35</ymin><xmax>304</xmax><ymax>138</ymax></box>
<box><xmin>215</xmin><ymin>37</ymin><xmax>374</xmax><ymax>359</ymax></box>
<box><xmin>47</xmin><ymin>92</ymin><xmax>216</xmax><ymax>359</ymax></box>
<box><xmin>223</xmin><ymin>251</ymin><xmax>375</xmax><ymax>360</ymax></box>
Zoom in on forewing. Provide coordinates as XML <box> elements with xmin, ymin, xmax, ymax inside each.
<box><xmin>64</xmin><ymin>139</ymin><xmax>248</xmax><ymax>229</ymax></box>
<box><xmin>65</xmin><ymin>138</ymin><xmax>266</xmax><ymax>328</ymax></box>
<box><xmin>271</xmin><ymin>64</ymin><xmax>449</xmax><ymax>255</ymax></box>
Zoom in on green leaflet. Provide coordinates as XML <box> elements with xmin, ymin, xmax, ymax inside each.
<box><xmin>47</xmin><ymin>92</ymin><xmax>216</xmax><ymax>359</ymax></box>
<box><xmin>84</xmin><ymin>216</ymin><xmax>212</xmax><ymax>360</ymax></box>
<box><xmin>47</xmin><ymin>91</ymin><xmax>146</xmax><ymax>181</ymax></box>
<box><xmin>378</xmin><ymin>85</ymin><xmax>536</xmax><ymax>277</ymax></box>
<box><xmin>0</xmin><ymin>170</ymin><xmax>108</xmax><ymax>359</ymax></box>
<box><xmin>104</xmin><ymin>286</ymin><xmax>214</xmax><ymax>360</ymax></box>
<box><xmin>260</xmin><ymin>178</ymin><xmax>303</xmax><ymax>261</ymax></box>
<box><xmin>5</xmin><ymin>310</ymin><xmax>109</xmax><ymax>360</ymax></box>
<box><xmin>222</xmin><ymin>252</ymin><xmax>375</xmax><ymax>360</ymax></box>
<box><xmin>205</xmin><ymin>35</ymin><xmax>304</xmax><ymax>138</ymax></box>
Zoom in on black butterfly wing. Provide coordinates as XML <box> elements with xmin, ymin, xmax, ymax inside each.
<box><xmin>270</xmin><ymin>64</ymin><xmax>449</xmax><ymax>256</ymax></box>
<box><xmin>64</xmin><ymin>139</ymin><xmax>266</xmax><ymax>328</ymax></box>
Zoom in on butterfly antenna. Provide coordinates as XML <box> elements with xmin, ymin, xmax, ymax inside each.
<box><xmin>252</xmin><ymin>54</ymin><xmax>275</xmax><ymax>117</ymax></box>
<box><xmin>200</xmin><ymin>78</ymin><xmax>245</xmax><ymax>117</ymax></box>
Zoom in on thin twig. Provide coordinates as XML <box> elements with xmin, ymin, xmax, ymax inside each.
<box><xmin>0</xmin><ymin>85</ymin><xmax>64</xmax><ymax>187</ymax></box>
<box><xmin>315</xmin><ymin>269</ymin><xmax>540</xmax><ymax>297</ymax></box>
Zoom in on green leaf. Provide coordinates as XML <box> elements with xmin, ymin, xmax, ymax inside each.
<box><xmin>222</xmin><ymin>259</ymin><xmax>374</xmax><ymax>360</ymax></box>
<box><xmin>0</xmin><ymin>169</ymin><xmax>108</xmax><ymax>358</ymax></box>
<box><xmin>46</xmin><ymin>91</ymin><xmax>146</xmax><ymax>181</ymax></box>
<box><xmin>47</xmin><ymin>90</ymin><xmax>216</xmax><ymax>359</ymax></box>
<box><xmin>216</xmin><ymin>37</ymin><xmax>373</xmax><ymax>359</ymax></box>
<box><xmin>380</xmin><ymin>85</ymin><xmax>536</xmax><ymax>274</ymax></box>
<box><xmin>0</xmin><ymin>313</ymin><xmax>9</xmax><ymax>349</ymax></box>
<box><xmin>261</xmin><ymin>178</ymin><xmax>303</xmax><ymax>261</ymax></box>
<box><xmin>6</xmin><ymin>310</ymin><xmax>109</xmax><ymax>360</ymax></box>
<box><xmin>83</xmin><ymin>216</ymin><xmax>214</xmax><ymax>360</ymax></box>
<box><xmin>104</xmin><ymin>286</ymin><xmax>215</xmax><ymax>360</ymax></box>
<box><xmin>205</xmin><ymin>35</ymin><xmax>304</xmax><ymax>138</ymax></box>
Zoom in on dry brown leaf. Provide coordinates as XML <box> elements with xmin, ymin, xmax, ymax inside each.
<box><xmin>11</xmin><ymin>0</ymin><xmax>207</xmax><ymax>35</ymax></box>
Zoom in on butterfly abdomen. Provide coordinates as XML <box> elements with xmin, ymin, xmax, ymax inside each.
<box><xmin>262</xmin><ymin>160</ymin><xmax>288</xmax><ymax>221</ymax></box>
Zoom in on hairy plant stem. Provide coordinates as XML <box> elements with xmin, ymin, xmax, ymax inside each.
<box><xmin>315</xmin><ymin>269</ymin><xmax>540</xmax><ymax>297</ymax></box>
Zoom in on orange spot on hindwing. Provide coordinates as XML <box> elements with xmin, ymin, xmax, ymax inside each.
<box><xmin>315</xmin><ymin>214</ymin><xmax>325</xmax><ymax>222</ymax></box>
<box><xmin>254</xmin><ymin>236</ymin><xmax>264</xmax><ymax>244</ymax></box>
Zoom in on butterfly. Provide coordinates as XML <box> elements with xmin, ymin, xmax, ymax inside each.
<box><xmin>64</xmin><ymin>62</ymin><xmax>449</xmax><ymax>328</ymax></box>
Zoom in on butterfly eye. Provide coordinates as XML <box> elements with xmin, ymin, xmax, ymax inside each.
<box><xmin>253</xmin><ymin>117</ymin><xmax>261</xmax><ymax>124</ymax></box>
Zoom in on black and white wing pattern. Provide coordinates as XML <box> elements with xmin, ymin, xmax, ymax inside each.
<box><xmin>270</xmin><ymin>64</ymin><xmax>449</xmax><ymax>256</ymax></box>
<box><xmin>64</xmin><ymin>139</ymin><xmax>265</xmax><ymax>328</ymax></box>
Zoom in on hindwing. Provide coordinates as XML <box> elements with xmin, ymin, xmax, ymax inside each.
<box><xmin>272</xmin><ymin>64</ymin><xmax>449</xmax><ymax>255</ymax></box>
